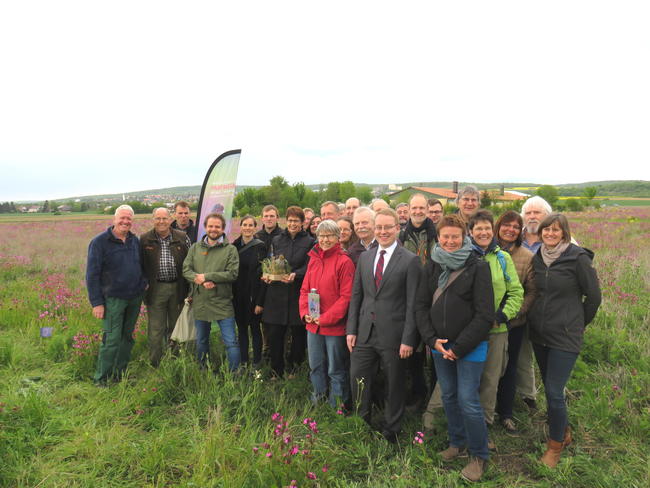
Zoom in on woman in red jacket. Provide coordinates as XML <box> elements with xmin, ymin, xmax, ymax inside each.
<box><xmin>300</xmin><ymin>219</ymin><xmax>356</xmax><ymax>409</ymax></box>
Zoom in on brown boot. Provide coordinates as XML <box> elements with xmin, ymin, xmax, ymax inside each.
<box><xmin>438</xmin><ymin>445</ymin><xmax>467</xmax><ymax>462</ymax></box>
<box><xmin>563</xmin><ymin>426</ymin><xmax>572</xmax><ymax>447</ymax></box>
<box><xmin>461</xmin><ymin>457</ymin><xmax>486</xmax><ymax>482</ymax></box>
<box><xmin>540</xmin><ymin>439</ymin><xmax>564</xmax><ymax>468</ymax></box>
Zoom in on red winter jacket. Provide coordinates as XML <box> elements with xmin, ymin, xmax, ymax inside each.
<box><xmin>299</xmin><ymin>243</ymin><xmax>355</xmax><ymax>336</ymax></box>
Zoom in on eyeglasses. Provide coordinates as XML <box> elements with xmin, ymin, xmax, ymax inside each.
<box><xmin>374</xmin><ymin>225</ymin><xmax>396</xmax><ymax>231</ymax></box>
<box><xmin>461</xmin><ymin>197</ymin><xmax>478</xmax><ymax>203</ymax></box>
<box><xmin>318</xmin><ymin>234</ymin><xmax>337</xmax><ymax>240</ymax></box>
<box><xmin>287</xmin><ymin>219</ymin><xmax>302</xmax><ymax>224</ymax></box>
<box><xmin>430</xmin><ymin>210</ymin><xmax>443</xmax><ymax>215</ymax></box>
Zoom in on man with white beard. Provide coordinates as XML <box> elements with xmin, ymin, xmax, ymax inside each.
<box><xmin>521</xmin><ymin>196</ymin><xmax>553</xmax><ymax>253</ymax></box>
<box><xmin>517</xmin><ymin>196</ymin><xmax>553</xmax><ymax>410</ymax></box>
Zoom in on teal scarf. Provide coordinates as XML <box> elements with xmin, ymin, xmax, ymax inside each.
<box><xmin>431</xmin><ymin>236</ymin><xmax>473</xmax><ymax>288</ymax></box>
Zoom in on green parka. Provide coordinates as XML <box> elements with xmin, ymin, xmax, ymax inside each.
<box><xmin>473</xmin><ymin>239</ymin><xmax>524</xmax><ymax>334</ymax></box>
<box><xmin>183</xmin><ymin>236</ymin><xmax>239</xmax><ymax>321</ymax></box>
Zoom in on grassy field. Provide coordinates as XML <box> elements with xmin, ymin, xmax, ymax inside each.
<box><xmin>0</xmin><ymin>209</ymin><xmax>648</xmax><ymax>487</ymax></box>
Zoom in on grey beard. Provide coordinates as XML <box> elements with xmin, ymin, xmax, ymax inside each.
<box><xmin>526</xmin><ymin>223</ymin><xmax>539</xmax><ymax>234</ymax></box>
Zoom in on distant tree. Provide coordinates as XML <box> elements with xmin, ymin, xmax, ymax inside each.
<box><xmin>480</xmin><ymin>190</ymin><xmax>492</xmax><ymax>208</ymax></box>
<box><xmin>356</xmin><ymin>186</ymin><xmax>373</xmax><ymax>204</ymax></box>
<box><xmin>536</xmin><ymin>185</ymin><xmax>559</xmax><ymax>206</ymax></box>
<box><xmin>583</xmin><ymin>186</ymin><xmax>597</xmax><ymax>201</ymax></box>
<box><xmin>565</xmin><ymin>198</ymin><xmax>584</xmax><ymax>211</ymax></box>
<box><xmin>339</xmin><ymin>181</ymin><xmax>357</xmax><ymax>201</ymax></box>
<box><xmin>323</xmin><ymin>182</ymin><xmax>341</xmax><ymax>202</ymax></box>
<box><xmin>42</xmin><ymin>200</ymin><xmax>50</xmax><ymax>213</ymax></box>
<box><xmin>293</xmin><ymin>182</ymin><xmax>307</xmax><ymax>202</ymax></box>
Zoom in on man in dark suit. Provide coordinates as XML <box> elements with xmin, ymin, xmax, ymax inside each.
<box><xmin>347</xmin><ymin>208</ymin><xmax>421</xmax><ymax>442</ymax></box>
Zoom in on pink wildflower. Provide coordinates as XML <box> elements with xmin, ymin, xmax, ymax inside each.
<box><xmin>252</xmin><ymin>447</ymin><xmax>259</xmax><ymax>454</ymax></box>
<box><xmin>306</xmin><ymin>472</ymin><xmax>317</xmax><ymax>480</ymax></box>
<box><xmin>266</xmin><ymin>452</ymin><xmax>273</xmax><ymax>458</ymax></box>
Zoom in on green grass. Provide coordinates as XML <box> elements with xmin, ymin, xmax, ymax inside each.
<box><xmin>1</xmin><ymin>209</ymin><xmax>649</xmax><ymax>487</ymax></box>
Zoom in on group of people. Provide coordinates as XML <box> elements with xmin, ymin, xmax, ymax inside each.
<box><xmin>86</xmin><ymin>187</ymin><xmax>601</xmax><ymax>482</ymax></box>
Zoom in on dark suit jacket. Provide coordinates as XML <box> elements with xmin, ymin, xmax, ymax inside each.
<box><xmin>346</xmin><ymin>243</ymin><xmax>420</xmax><ymax>349</ymax></box>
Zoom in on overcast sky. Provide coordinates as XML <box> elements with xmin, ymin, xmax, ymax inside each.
<box><xmin>1</xmin><ymin>1</ymin><xmax>649</xmax><ymax>201</ymax></box>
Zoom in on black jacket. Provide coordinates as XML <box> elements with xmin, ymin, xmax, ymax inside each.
<box><xmin>171</xmin><ymin>219</ymin><xmax>197</xmax><ymax>244</ymax></box>
<box><xmin>260</xmin><ymin>229</ymin><xmax>315</xmax><ymax>326</ymax></box>
<box><xmin>528</xmin><ymin>244</ymin><xmax>601</xmax><ymax>353</ymax></box>
<box><xmin>415</xmin><ymin>254</ymin><xmax>495</xmax><ymax>359</ymax></box>
<box><xmin>255</xmin><ymin>225</ymin><xmax>282</xmax><ymax>251</ymax></box>
<box><xmin>232</xmin><ymin>236</ymin><xmax>267</xmax><ymax>322</ymax></box>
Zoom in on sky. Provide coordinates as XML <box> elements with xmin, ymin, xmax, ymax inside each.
<box><xmin>1</xmin><ymin>1</ymin><xmax>649</xmax><ymax>202</ymax></box>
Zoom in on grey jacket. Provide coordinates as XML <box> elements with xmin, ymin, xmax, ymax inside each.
<box><xmin>346</xmin><ymin>244</ymin><xmax>421</xmax><ymax>348</ymax></box>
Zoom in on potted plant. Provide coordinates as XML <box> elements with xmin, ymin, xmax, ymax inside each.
<box><xmin>261</xmin><ymin>255</ymin><xmax>291</xmax><ymax>281</ymax></box>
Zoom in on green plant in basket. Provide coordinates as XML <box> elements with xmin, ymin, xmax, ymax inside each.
<box><xmin>261</xmin><ymin>255</ymin><xmax>292</xmax><ymax>281</ymax></box>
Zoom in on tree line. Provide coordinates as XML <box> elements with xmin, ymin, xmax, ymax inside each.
<box><xmin>234</xmin><ymin>176</ymin><xmax>374</xmax><ymax>217</ymax></box>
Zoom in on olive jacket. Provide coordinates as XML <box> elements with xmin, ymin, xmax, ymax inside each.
<box><xmin>182</xmin><ymin>236</ymin><xmax>239</xmax><ymax>321</ymax></box>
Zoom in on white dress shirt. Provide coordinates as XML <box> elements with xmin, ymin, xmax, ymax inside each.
<box><xmin>373</xmin><ymin>239</ymin><xmax>398</xmax><ymax>277</ymax></box>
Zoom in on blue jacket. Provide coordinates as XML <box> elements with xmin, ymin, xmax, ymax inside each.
<box><xmin>86</xmin><ymin>227</ymin><xmax>147</xmax><ymax>307</ymax></box>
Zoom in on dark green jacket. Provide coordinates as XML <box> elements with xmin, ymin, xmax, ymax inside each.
<box><xmin>183</xmin><ymin>236</ymin><xmax>239</xmax><ymax>321</ymax></box>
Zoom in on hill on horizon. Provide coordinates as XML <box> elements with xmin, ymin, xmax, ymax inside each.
<box><xmin>33</xmin><ymin>179</ymin><xmax>650</xmax><ymax>204</ymax></box>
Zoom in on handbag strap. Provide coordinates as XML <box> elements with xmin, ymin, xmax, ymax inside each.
<box><xmin>432</xmin><ymin>267</ymin><xmax>467</xmax><ymax>306</ymax></box>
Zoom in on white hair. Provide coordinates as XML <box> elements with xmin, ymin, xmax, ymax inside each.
<box><xmin>521</xmin><ymin>196</ymin><xmax>552</xmax><ymax>216</ymax></box>
<box><xmin>316</xmin><ymin>219</ymin><xmax>341</xmax><ymax>238</ymax></box>
<box><xmin>353</xmin><ymin>206</ymin><xmax>376</xmax><ymax>221</ymax></box>
<box><xmin>114</xmin><ymin>204</ymin><xmax>134</xmax><ymax>216</ymax></box>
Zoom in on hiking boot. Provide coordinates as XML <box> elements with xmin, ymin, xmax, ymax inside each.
<box><xmin>563</xmin><ymin>425</ymin><xmax>572</xmax><ymax>447</ymax></box>
<box><xmin>461</xmin><ymin>457</ymin><xmax>486</xmax><ymax>482</ymax></box>
<box><xmin>540</xmin><ymin>438</ymin><xmax>564</xmax><ymax>468</ymax></box>
<box><xmin>438</xmin><ymin>445</ymin><xmax>467</xmax><ymax>462</ymax></box>
<box><xmin>501</xmin><ymin>417</ymin><xmax>517</xmax><ymax>432</ymax></box>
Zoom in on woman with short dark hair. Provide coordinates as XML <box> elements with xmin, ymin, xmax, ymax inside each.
<box><xmin>232</xmin><ymin>215</ymin><xmax>267</xmax><ymax>368</ymax></box>
<box><xmin>528</xmin><ymin>213</ymin><xmax>601</xmax><ymax>468</ymax></box>
<box><xmin>416</xmin><ymin>214</ymin><xmax>495</xmax><ymax>482</ymax></box>
<box><xmin>260</xmin><ymin>206</ymin><xmax>316</xmax><ymax>378</ymax></box>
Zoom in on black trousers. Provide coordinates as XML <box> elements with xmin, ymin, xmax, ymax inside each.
<box><xmin>267</xmin><ymin>323</ymin><xmax>306</xmax><ymax>377</ymax></box>
<box><xmin>350</xmin><ymin>328</ymin><xmax>406</xmax><ymax>435</ymax></box>
<box><xmin>495</xmin><ymin>324</ymin><xmax>526</xmax><ymax>419</ymax></box>
<box><xmin>235</xmin><ymin>308</ymin><xmax>262</xmax><ymax>365</ymax></box>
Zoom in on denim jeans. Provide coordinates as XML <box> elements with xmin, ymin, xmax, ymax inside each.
<box><xmin>533</xmin><ymin>343</ymin><xmax>578</xmax><ymax>442</ymax></box>
<box><xmin>307</xmin><ymin>331</ymin><xmax>350</xmax><ymax>407</ymax></box>
<box><xmin>195</xmin><ymin>318</ymin><xmax>241</xmax><ymax>371</ymax></box>
<box><xmin>434</xmin><ymin>354</ymin><xmax>489</xmax><ymax>460</ymax></box>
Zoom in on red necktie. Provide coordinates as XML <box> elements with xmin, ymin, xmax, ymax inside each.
<box><xmin>375</xmin><ymin>250</ymin><xmax>386</xmax><ymax>289</ymax></box>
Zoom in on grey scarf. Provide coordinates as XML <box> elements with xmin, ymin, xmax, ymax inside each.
<box><xmin>541</xmin><ymin>241</ymin><xmax>570</xmax><ymax>267</ymax></box>
<box><xmin>431</xmin><ymin>236</ymin><xmax>473</xmax><ymax>288</ymax></box>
